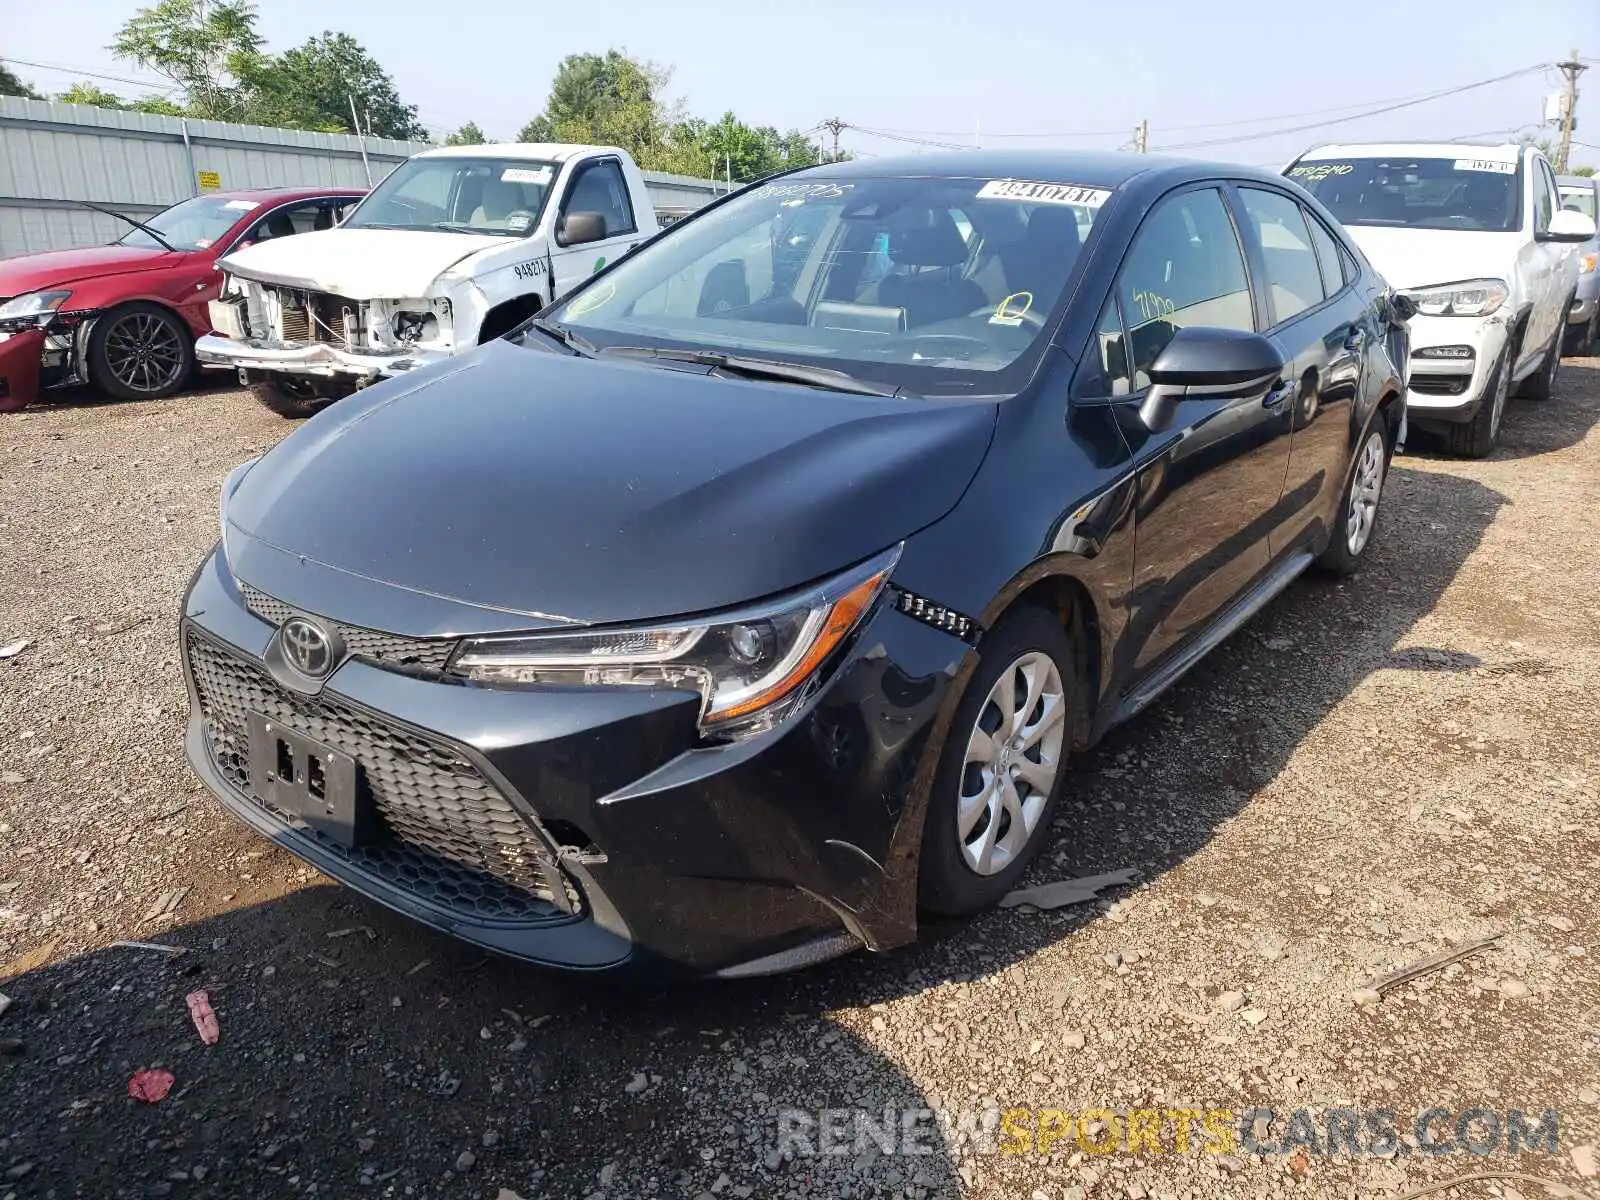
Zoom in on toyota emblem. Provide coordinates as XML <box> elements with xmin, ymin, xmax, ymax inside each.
<box><xmin>280</xmin><ymin>617</ymin><xmax>334</xmax><ymax>678</ymax></box>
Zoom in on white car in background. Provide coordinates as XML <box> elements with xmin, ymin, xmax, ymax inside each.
<box><xmin>1286</xmin><ymin>142</ymin><xmax>1596</xmax><ymax>456</ymax></box>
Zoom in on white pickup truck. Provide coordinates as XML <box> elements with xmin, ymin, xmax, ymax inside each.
<box><xmin>198</xmin><ymin>143</ymin><xmax>698</xmax><ymax>416</ymax></box>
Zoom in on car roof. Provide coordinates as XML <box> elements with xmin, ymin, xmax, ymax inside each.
<box><xmin>1297</xmin><ymin>141</ymin><xmax>1525</xmax><ymax>163</ymax></box>
<box><xmin>411</xmin><ymin>142</ymin><xmax>626</xmax><ymax>163</ymax></box>
<box><xmin>791</xmin><ymin>149</ymin><xmax>1288</xmax><ymax>191</ymax></box>
<box><xmin>213</xmin><ymin>185</ymin><xmax>367</xmax><ymax>202</ymax></box>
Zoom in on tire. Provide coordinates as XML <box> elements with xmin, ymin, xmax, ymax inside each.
<box><xmin>919</xmin><ymin>608</ymin><xmax>1077</xmax><ymax>915</ymax></box>
<box><xmin>85</xmin><ymin>302</ymin><xmax>193</xmax><ymax>401</ymax></box>
<box><xmin>249</xmin><ymin>378</ymin><xmax>339</xmax><ymax>420</ymax></box>
<box><xmin>1444</xmin><ymin>345</ymin><xmax>1510</xmax><ymax>458</ymax></box>
<box><xmin>1517</xmin><ymin>316</ymin><xmax>1564</xmax><ymax>400</ymax></box>
<box><xmin>1563</xmin><ymin>310</ymin><xmax>1598</xmax><ymax>357</ymax></box>
<box><xmin>1316</xmin><ymin>416</ymin><xmax>1391</xmax><ymax>576</ymax></box>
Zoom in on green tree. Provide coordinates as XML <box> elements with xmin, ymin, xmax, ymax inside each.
<box><xmin>248</xmin><ymin>32</ymin><xmax>426</xmax><ymax>139</ymax></box>
<box><xmin>1569</xmin><ymin>164</ymin><xmax>1595</xmax><ymax>178</ymax></box>
<box><xmin>1</xmin><ymin>58</ymin><xmax>41</xmax><ymax>98</ymax></box>
<box><xmin>444</xmin><ymin>121</ymin><xmax>487</xmax><ymax>146</ymax></box>
<box><xmin>110</xmin><ymin>0</ymin><xmax>262</xmax><ymax>121</ymax></box>
<box><xmin>58</xmin><ymin>83</ymin><xmax>129</xmax><ymax>109</ymax></box>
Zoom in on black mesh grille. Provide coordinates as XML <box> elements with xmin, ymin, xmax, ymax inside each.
<box><xmin>186</xmin><ymin>630</ymin><xmax>574</xmax><ymax>923</ymax></box>
<box><xmin>239</xmin><ymin>583</ymin><xmax>457</xmax><ymax>677</ymax></box>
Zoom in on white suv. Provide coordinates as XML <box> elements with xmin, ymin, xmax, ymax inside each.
<box><xmin>1286</xmin><ymin>143</ymin><xmax>1596</xmax><ymax>456</ymax></box>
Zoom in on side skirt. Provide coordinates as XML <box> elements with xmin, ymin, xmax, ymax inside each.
<box><xmin>1108</xmin><ymin>549</ymin><xmax>1315</xmax><ymax>728</ymax></box>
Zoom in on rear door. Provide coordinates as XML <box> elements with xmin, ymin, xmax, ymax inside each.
<box><xmin>1110</xmin><ymin>184</ymin><xmax>1296</xmax><ymax>674</ymax></box>
<box><xmin>550</xmin><ymin>157</ymin><xmax>646</xmax><ymax>300</ymax></box>
<box><xmin>1232</xmin><ymin>184</ymin><xmax>1372</xmax><ymax>557</ymax></box>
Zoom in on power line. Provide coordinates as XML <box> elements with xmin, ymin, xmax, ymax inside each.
<box><xmin>1153</xmin><ymin>64</ymin><xmax>1548</xmax><ymax>152</ymax></box>
<box><xmin>0</xmin><ymin>55</ymin><xmax>179</xmax><ymax>93</ymax></box>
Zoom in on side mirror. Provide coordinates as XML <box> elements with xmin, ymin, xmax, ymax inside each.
<box><xmin>1541</xmin><ymin>208</ymin><xmax>1597</xmax><ymax>244</ymax></box>
<box><xmin>1138</xmin><ymin>326</ymin><xmax>1285</xmax><ymax>433</ymax></box>
<box><xmin>558</xmin><ymin>211</ymin><xmax>607</xmax><ymax>247</ymax></box>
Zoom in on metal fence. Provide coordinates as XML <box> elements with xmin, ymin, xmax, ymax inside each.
<box><xmin>0</xmin><ymin>97</ymin><xmax>727</xmax><ymax>257</ymax></box>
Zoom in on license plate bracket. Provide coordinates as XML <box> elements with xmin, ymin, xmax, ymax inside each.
<box><xmin>246</xmin><ymin>712</ymin><xmax>368</xmax><ymax>848</ymax></box>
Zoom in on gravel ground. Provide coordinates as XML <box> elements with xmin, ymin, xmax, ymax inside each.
<box><xmin>1</xmin><ymin>363</ymin><xmax>1598</xmax><ymax>1200</ymax></box>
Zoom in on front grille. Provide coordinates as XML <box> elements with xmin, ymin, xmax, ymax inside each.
<box><xmin>239</xmin><ymin>583</ymin><xmax>457</xmax><ymax>678</ymax></box>
<box><xmin>1411</xmin><ymin>375</ymin><xmax>1471</xmax><ymax>397</ymax></box>
<box><xmin>186</xmin><ymin>630</ymin><xmax>574</xmax><ymax>923</ymax></box>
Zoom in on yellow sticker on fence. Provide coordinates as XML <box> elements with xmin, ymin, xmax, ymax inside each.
<box><xmin>197</xmin><ymin>170</ymin><xmax>222</xmax><ymax>191</ymax></box>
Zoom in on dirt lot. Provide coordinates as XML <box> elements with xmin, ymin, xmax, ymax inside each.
<box><xmin>1</xmin><ymin>363</ymin><xmax>1598</xmax><ymax>1200</ymax></box>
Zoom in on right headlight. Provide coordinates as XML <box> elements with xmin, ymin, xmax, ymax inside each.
<box><xmin>449</xmin><ymin>545</ymin><xmax>902</xmax><ymax>741</ymax></box>
<box><xmin>1402</xmin><ymin>279</ymin><xmax>1508</xmax><ymax>318</ymax></box>
<box><xmin>0</xmin><ymin>289</ymin><xmax>72</xmax><ymax>329</ymax></box>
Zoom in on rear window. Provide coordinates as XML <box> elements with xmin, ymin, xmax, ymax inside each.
<box><xmin>1288</xmin><ymin>156</ymin><xmax>1522</xmax><ymax>233</ymax></box>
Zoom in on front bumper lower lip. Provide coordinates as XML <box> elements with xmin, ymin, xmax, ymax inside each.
<box><xmin>1403</xmin><ymin>313</ymin><xmax>1509</xmax><ymax>422</ymax></box>
<box><xmin>195</xmin><ymin>333</ymin><xmax>448</xmax><ymax>380</ymax></box>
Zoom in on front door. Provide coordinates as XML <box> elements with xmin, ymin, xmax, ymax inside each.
<box><xmin>549</xmin><ymin>157</ymin><xmax>646</xmax><ymax>301</ymax></box>
<box><xmin>1111</xmin><ymin>185</ymin><xmax>1296</xmax><ymax>674</ymax></box>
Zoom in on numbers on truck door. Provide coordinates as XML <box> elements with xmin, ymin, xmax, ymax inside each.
<box><xmin>513</xmin><ymin>259</ymin><xmax>546</xmax><ymax>281</ymax></box>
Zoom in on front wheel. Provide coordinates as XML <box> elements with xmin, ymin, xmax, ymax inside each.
<box><xmin>85</xmin><ymin>303</ymin><xmax>193</xmax><ymax>401</ymax></box>
<box><xmin>919</xmin><ymin>608</ymin><xmax>1076</xmax><ymax>915</ymax></box>
<box><xmin>1316</xmin><ymin>418</ymin><xmax>1390</xmax><ymax>576</ymax></box>
<box><xmin>249</xmin><ymin>378</ymin><xmax>342</xmax><ymax>419</ymax></box>
<box><xmin>1518</xmin><ymin>319</ymin><xmax>1564</xmax><ymax>400</ymax></box>
<box><xmin>1443</xmin><ymin>346</ymin><xmax>1509</xmax><ymax>458</ymax></box>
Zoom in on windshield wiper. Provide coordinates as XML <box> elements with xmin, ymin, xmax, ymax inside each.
<box><xmin>598</xmin><ymin>347</ymin><xmax>900</xmax><ymax>396</ymax></box>
<box><xmin>78</xmin><ymin>201</ymin><xmax>178</xmax><ymax>252</ymax></box>
<box><xmin>526</xmin><ymin>317</ymin><xmax>597</xmax><ymax>357</ymax></box>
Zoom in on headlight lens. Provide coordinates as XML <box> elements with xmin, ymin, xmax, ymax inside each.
<box><xmin>0</xmin><ymin>289</ymin><xmax>72</xmax><ymax>325</ymax></box>
<box><xmin>1403</xmin><ymin>279</ymin><xmax>1508</xmax><ymax>317</ymax></box>
<box><xmin>449</xmin><ymin>545</ymin><xmax>902</xmax><ymax>740</ymax></box>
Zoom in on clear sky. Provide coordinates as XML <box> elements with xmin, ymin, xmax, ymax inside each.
<box><xmin>1</xmin><ymin>0</ymin><xmax>1595</xmax><ymax>170</ymax></box>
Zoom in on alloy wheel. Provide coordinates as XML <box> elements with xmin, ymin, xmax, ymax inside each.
<box><xmin>957</xmin><ymin>651</ymin><xmax>1067</xmax><ymax>876</ymax></box>
<box><xmin>103</xmin><ymin>312</ymin><xmax>186</xmax><ymax>395</ymax></box>
<box><xmin>1345</xmin><ymin>429</ymin><xmax>1386</xmax><ymax>556</ymax></box>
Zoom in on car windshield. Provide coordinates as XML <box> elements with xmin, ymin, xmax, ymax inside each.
<box><xmin>116</xmin><ymin>195</ymin><xmax>262</xmax><ymax>251</ymax></box>
<box><xmin>541</xmin><ymin>174</ymin><xmax>1110</xmax><ymax>394</ymax></box>
<box><xmin>342</xmin><ymin>157</ymin><xmax>558</xmax><ymax>236</ymax></box>
<box><xmin>1560</xmin><ymin>185</ymin><xmax>1598</xmax><ymax>221</ymax></box>
<box><xmin>1289</xmin><ymin>156</ymin><xmax>1521</xmax><ymax>232</ymax></box>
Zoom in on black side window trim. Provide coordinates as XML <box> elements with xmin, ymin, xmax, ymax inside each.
<box><xmin>558</xmin><ymin>156</ymin><xmax>638</xmax><ymax>238</ymax></box>
<box><xmin>1228</xmin><ymin>182</ymin><xmax>1350</xmax><ymax>334</ymax></box>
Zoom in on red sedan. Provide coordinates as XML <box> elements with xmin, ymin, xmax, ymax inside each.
<box><xmin>0</xmin><ymin>186</ymin><xmax>365</xmax><ymax>411</ymax></box>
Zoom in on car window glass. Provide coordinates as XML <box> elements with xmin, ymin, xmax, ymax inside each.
<box><xmin>1239</xmin><ymin>187</ymin><xmax>1327</xmax><ymax>323</ymax></box>
<box><xmin>1304</xmin><ymin>211</ymin><xmax>1347</xmax><ymax>297</ymax></box>
<box><xmin>1533</xmin><ymin>162</ymin><xmax>1554</xmax><ymax>233</ymax></box>
<box><xmin>1291</xmin><ymin>157</ymin><xmax>1521</xmax><ymax>233</ymax></box>
<box><xmin>563</xmin><ymin>160</ymin><xmax>637</xmax><ymax>238</ymax></box>
<box><xmin>1114</xmin><ymin>187</ymin><xmax>1253</xmax><ymax>389</ymax></box>
<box><xmin>1081</xmin><ymin>297</ymin><xmax>1131</xmax><ymax>397</ymax></box>
<box><xmin>115</xmin><ymin>194</ymin><xmax>260</xmax><ymax>251</ymax></box>
<box><xmin>248</xmin><ymin>201</ymin><xmax>326</xmax><ymax>243</ymax></box>
<box><xmin>343</xmin><ymin>158</ymin><xmax>556</xmax><ymax>236</ymax></box>
<box><xmin>1559</xmin><ymin>184</ymin><xmax>1598</xmax><ymax>220</ymax></box>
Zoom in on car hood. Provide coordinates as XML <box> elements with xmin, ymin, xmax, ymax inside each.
<box><xmin>1342</xmin><ymin>226</ymin><xmax>1524</xmax><ymax>291</ymax></box>
<box><xmin>225</xmin><ymin>341</ymin><xmax>997</xmax><ymax>628</ymax></box>
<box><xmin>0</xmin><ymin>244</ymin><xmax>175</xmax><ymax>296</ymax></box>
<box><xmin>220</xmin><ymin>227</ymin><xmax>508</xmax><ymax>298</ymax></box>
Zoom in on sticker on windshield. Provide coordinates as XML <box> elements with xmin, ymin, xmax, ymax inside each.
<box><xmin>194</xmin><ymin>238</ymin><xmax>213</xmax><ymax>248</ymax></box>
<box><xmin>1288</xmin><ymin>163</ymin><xmax>1354</xmax><ymax>181</ymax></box>
<box><xmin>222</xmin><ymin>200</ymin><xmax>260</xmax><ymax>211</ymax></box>
<box><xmin>502</xmin><ymin>166</ymin><xmax>553</xmax><ymax>185</ymax></box>
<box><xmin>751</xmin><ymin>181</ymin><xmax>854</xmax><ymax>201</ymax></box>
<box><xmin>977</xmin><ymin>180</ymin><xmax>1111</xmax><ymax>207</ymax></box>
<box><xmin>506</xmin><ymin>213</ymin><xmax>533</xmax><ymax>232</ymax></box>
<box><xmin>1453</xmin><ymin>158</ymin><xmax>1516</xmax><ymax>174</ymax></box>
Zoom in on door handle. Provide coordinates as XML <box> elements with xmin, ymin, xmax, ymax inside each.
<box><xmin>1263</xmin><ymin>379</ymin><xmax>1295</xmax><ymax>409</ymax></box>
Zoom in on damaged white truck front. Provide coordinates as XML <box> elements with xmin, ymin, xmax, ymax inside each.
<box><xmin>197</xmin><ymin>143</ymin><xmax>670</xmax><ymax>417</ymax></box>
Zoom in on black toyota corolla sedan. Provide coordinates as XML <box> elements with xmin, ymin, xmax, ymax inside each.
<box><xmin>181</xmin><ymin>151</ymin><xmax>1409</xmax><ymax>976</ymax></box>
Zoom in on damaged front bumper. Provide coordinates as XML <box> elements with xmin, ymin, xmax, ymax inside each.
<box><xmin>195</xmin><ymin>333</ymin><xmax>450</xmax><ymax>383</ymax></box>
<box><xmin>0</xmin><ymin>315</ymin><xmax>91</xmax><ymax>411</ymax></box>
<box><xmin>179</xmin><ymin>544</ymin><xmax>971</xmax><ymax>976</ymax></box>
<box><xmin>1403</xmin><ymin>313</ymin><xmax>1511</xmax><ymax>426</ymax></box>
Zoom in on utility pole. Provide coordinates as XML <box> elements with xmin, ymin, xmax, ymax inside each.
<box><xmin>821</xmin><ymin>118</ymin><xmax>845</xmax><ymax>163</ymax></box>
<box><xmin>348</xmin><ymin>94</ymin><xmax>373</xmax><ymax>186</ymax></box>
<box><xmin>1555</xmin><ymin>51</ymin><xmax>1585</xmax><ymax>173</ymax></box>
<box><xmin>1133</xmin><ymin>119</ymin><xmax>1149</xmax><ymax>154</ymax></box>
